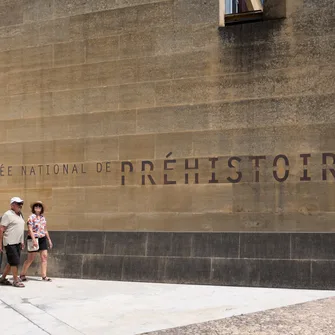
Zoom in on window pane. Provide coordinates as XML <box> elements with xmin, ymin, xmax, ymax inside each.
<box><xmin>225</xmin><ymin>0</ymin><xmax>264</xmax><ymax>15</ymax></box>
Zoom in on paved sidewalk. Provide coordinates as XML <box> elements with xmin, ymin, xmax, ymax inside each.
<box><xmin>0</xmin><ymin>277</ymin><xmax>334</xmax><ymax>335</ymax></box>
<box><xmin>142</xmin><ymin>297</ymin><xmax>335</xmax><ymax>335</ymax></box>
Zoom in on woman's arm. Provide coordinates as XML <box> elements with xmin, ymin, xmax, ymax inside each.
<box><xmin>28</xmin><ymin>225</ymin><xmax>38</xmax><ymax>247</ymax></box>
<box><xmin>45</xmin><ymin>228</ymin><xmax>53</xmax><ymax>249</ymax></box>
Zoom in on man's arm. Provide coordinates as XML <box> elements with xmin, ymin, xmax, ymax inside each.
<box><xmin>0</xmin><ymin>226</ymin><xmax>6</xmax><ymax>252</ymax></box>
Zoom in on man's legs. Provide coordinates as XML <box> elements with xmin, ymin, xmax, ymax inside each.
<box><xmin>1</xmin><ymin>263</ymin><xmax>10</xmax><ymax>279</ymax></box>
<box><xmin>3</xmin><ymin>244</ymin><xmax>24</xmax><ymax>287</ymax></box>
<box><xmin>0</xmin><ymin>263</ymin><xmax>11</xmax><ymax>284</ymax></box>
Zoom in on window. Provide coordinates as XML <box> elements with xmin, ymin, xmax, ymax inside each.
<box><xmin>219</xmin><ymin>0</ymin><xmax>265</xmax><ymax>26</ymax></box>
<box><xmin>225</xmin><ymin>0</ymin><xmax>264</xmax><ymax>15</ymax></box>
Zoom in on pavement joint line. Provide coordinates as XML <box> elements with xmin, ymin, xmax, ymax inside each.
<box><xmin>25</xmin><ymin>300</ymin><xmax>86</xmax><ymax>335</ymax></box>
<box><xmin>0</xmin><ymin>298</ymin><xmax>51</xmax><ymax>335</ymax></box>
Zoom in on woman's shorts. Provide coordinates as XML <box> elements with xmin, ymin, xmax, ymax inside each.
<box><xmin>5</xmin><ymin>243</ymin><xmax>21</xmax><ymax>266</ymax></box>
<box><xmin>27</xmin><ymin>236</ymin><xmax>48</xmax><ymax>253</ymax></box>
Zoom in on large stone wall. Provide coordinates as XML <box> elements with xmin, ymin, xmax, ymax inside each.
<box><xmin>0</xmin><ymin>0</ymin><xmax>335</xmax><ymax>287</ymax></box>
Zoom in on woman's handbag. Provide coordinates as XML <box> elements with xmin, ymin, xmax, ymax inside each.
<box><xmin>27</xmin><ymin>238</ymin><xmax>39</xmax><ymax>252</ymax></box>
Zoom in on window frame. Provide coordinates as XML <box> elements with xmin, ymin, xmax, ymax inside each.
<box><xmin>219</xmin><ymin>0</ymin><xmax>286</xmax><ymax>27</ymax></box>
<box><xmin>219</xmin><ymin>0</ymin><xmax>264</xmax><ymax>26</ymax></box>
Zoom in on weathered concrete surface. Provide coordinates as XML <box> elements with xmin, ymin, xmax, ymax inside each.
<box><xmin>142</xmin><ymin>296</ymin><xmax>335</xmax><ymax>335</ymax></box>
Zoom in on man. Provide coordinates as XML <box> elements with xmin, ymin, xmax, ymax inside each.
<box><xmin>0</xmin><ymin>197</ymin><xmax>25</xmax><ymax>287</ymax></box>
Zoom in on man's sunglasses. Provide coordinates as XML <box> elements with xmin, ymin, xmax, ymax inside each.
<box><xmin>14</xmin><ymin>202</ymin><xmax>23</xmax><ymax>206</ymax></box>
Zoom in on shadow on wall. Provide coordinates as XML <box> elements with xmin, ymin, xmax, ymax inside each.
<box><xmin>217</xmin><ymin>18</ymin><xmax>286</xmax><ymax>73</ymax></box>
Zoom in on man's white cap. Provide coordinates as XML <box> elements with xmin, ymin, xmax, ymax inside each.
<box><xmin>10</xmin><ymin>197</ymin><xmax>24</xmax><ymax>204</ymax></box>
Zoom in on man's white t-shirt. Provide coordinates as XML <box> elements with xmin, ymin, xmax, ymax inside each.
<box><xmin>1</xmin><ymin>210</ymin><xmax>25</xmax><ymax>246</ymax></box>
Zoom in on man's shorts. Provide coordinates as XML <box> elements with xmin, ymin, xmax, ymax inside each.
<box><xmin>27</xmin><ymin>236</ymin><xmax>48</xmax><ymax>253</ymax></box>
<box><xmin>5</xmin><ymin>243</ymin><xmax>21</xmax><ymax>266</ymax></box>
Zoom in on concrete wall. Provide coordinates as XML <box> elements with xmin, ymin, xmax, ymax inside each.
<box><xmin>22</xmin><ymin>231</ymin><xmax>335</xmax><ymax>289</ymax></box>
<box><xmin>0</xmin><ymin>0</ymin><xmax>335</xmax><ymax>287</ymax></box>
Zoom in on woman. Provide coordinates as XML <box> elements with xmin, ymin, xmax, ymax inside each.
<box><xmin>20</xmin><ymin>201</ymin><xmax>53</xmax><ymax>282</ymax></box>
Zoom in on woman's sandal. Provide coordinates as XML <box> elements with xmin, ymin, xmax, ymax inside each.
<box><xmin>42</xmin><ymin>277</ymin><xmax>52</xmax><ymax>282</ymax></box>
<box><xmin>0</xmin><ymin>278</ymin><xmax>12</xmax><ymax>286</ymax></box>
<box><xmin>13</xmin><ymin>280</ymin><xmax>25</xmax><ymax>288</ymax></box>
<box><xmin>20</xmin><ymin>275</ymin><xmax>27</xmax><ymax>282</ymax></box>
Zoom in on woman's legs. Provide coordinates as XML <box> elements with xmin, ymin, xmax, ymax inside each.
<box><xmin>20</xmin><ymin>252</ymin><xmax>37</xmax><ymax>277</ymax></box>
<box><xmin>40</xmin><ymin>250</ymin><xmax>48</xmax><ymax>278</ymax></box>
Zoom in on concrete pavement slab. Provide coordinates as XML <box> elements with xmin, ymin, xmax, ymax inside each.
<box><xmin>1</xmin><ymin>277</ymin><xmax>335</xmax><ymax>335</ymax></box>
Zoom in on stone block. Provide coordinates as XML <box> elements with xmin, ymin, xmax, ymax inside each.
<box><xmin>51</xmin><ymin>188</ymin><xmax>86</xmax><ymax>214</ymax></box>
<box><xmin>193</xmin><ymin>233</ymin><xmax>239</xmax><ymax>258</ymax></box>
<box><xmin>172</xmin><ymin>50</ymin><xmax>213</xmax><ymax>79</ymax></box>
<box><xmin>0</xmin><ymin>72</ymin><xmax>7</xmax><ymax>97</ymax></box>
<box><xmin>82</xmin><ymin>254</ymin><xmax>123</xmax><ymax>280</ymax></box>
<box><xmin>23</xmin><ymin>0</ymin><xmax>53</xmax><ymax>23</ymax></box>
<box><xmin>84</xmin><ymin>137</ymin><xmax>119</xmax><ymax>162</ymax></box>
<box><xmin>53</xmin><ymin>0</ymin><xmax>117</xmax><ymax>17</ymax></box>
<box><xmin>232</xmin><ymin>183</ymin><xmax>297</xmax><ymax>214</ymax></box>
<box><xmin>119</xmin><ymin>83</ymin><xmax>155</xmax><ymax>110</ymax></box>
<box><xmin>19</xmin><ymin>138</ymin><xmax>85</xmax><ymax>164</ymax></box>
<box><xmin>86</xmin><ymin>36</ymin><xmax>119</xmax><ymax>63</ymax></box>
<box><xmin>6</xmin><ymin>118</ymin><xmax>38</xmax><ymax>142</ymax></box>
<box><xmin>291</xmin><ymin>233</ymin><xmax>335</xmax><ymax>260</ymax></box>
<box><xmin>155</xmin><ymin>24</ymin><xmax>194</xmax><ymax>55</ymax></box>
<box><xmin>137</xmin><ymin>1</ymin><xmax>174</xmax><ymax>29</ymax></box>
<box><xmin>147</xmin><ymin>232</ymin><xmax>193</xmax><ymax>257</ymax></box>
<box><xmin>311</xmin><ymin>260</ymin><xmax>335</xmax><ymax>289</ymax></box>
<box><xmin>122</xmin><ymin>256</ymin><xmax>165</xmax><ymax>282</ymax></box>
<box><xmin>68</xmin><ymin>213</ymin><xmax>104</xmax><ymax>231</ymax></box>
<box><xmin>21</xmin><ymin>19</ymin><xmax>55</xmax><ymax>48</ymax></box>
<box><xmin>84</xmin><ymin>187</ymin><xmax>119</xmax><ymax>214</ymax></box>
<box><xmin>54</xmin><ymin>41</ymin><xmax>86</xmax><ymax>67</ymax></box>
<box><xmin>48</xmin><ymin>231</ymin><xmax>67</xmax><ymax>255</ymax></box>
<box><xmin>174</xmin><ymin>0</ymin><xmax>218</xmax><ymax>25</ymax></box>
<box><xmin>240</xmin><ymin>233</ymin><xmax>290</xmax><ymax>259</ymax></box>
<box><xmin>104</xmin><ymin>232</ymin><xmax>147</xmax><ymax>256</ymax></box>
<box><xmin>155</xmin><ymin>132</ymin><xmax>193</xmax><ymax>159</ymax></box>
<box><xmin>86</xmin><ymin>10</ymin><xmax>122</xmax><ymax>39</ymax></box>
<box><xmin>52</xmin><ymin>86</ymin><xmax>120</xmax><ymax>116</ymax></box>
<box><xmin>295</xmin><ymin>182</ymin><xmax>335</xmax><ymax>213</ymax></box>
<box><xmin>97</xmin><ymin>59</ymin><xmax>137</xmax><ymax>87</ymax></box>
<box><xmin>0</xmin><ymin>2</ymin><xmax>23</xmax><ymax>28</ymax></box>
<box><xmin>164</xmin><ymin>257</ymin><xmax>211</xmax><ymax>284</ymax></box>
<box><xmin>10</xmin><ymin>92</ymin><xmax>53</xmax><ymax>119</ymax></box>
<box><xmin>259</xmin><ymin>260</ymin><xmax>311</xmax><ymax>289</ymax></box>
<box><xmin>211</xmin><ymin>259</ymin><xmax>260</xmax><ymax>286</ymax></box>
<box><xmin>2</xmin><ymin>45</ymin><xmax>53</xmax><ymax>72</ymax></box>
<box><xmin>136</xmin><ymin>104</ymin><xmax>210</xmax><ymax>135</ymax></box>
<box><xmin>45</xmin><ymin>254</ymin><xmax>83</xmax><ymax>278</ymax></box>
<box><xmin>63</xmin><ymin>254</ymin><xmax>84</xmax><ymax>278</ymax></box>
<box><xmin>118</xmin><ymin>185</ymin><xmax>193</xmax><ymax>213</ymax></box>
<box><xmin>290</xmin><ymin>2</ymin><xmax>335</xmax><ymax>37</ymax></box>
<box><xmin>102</xmin><ymin>213</ymin><xmax>138</xmax><ymax>231</ymax></box>
<box><xmin>0</xmin><ymin>142</ymin><xmax>23</xmax><ymax>164</ymax></box>
<box><xmin>65</xmin><ymin>231</ymin><xmax>105</xmax><ymax>255</ymax></box>
<box><xmin>155</xmin><ymin>77</ymin><xmax>223</xmax><ymax>107</ymax></box>
<box><xmin>137</xmin><ymin>55</ymin><xmax>172</xmax><ymax>82</ymax></box>
<box><xmin>193</xmin><ymin>130</ymin><xmax>233</xmax><ymax>157</ymax></box>
<box><xmin>263</xmin><ymin>0</ymin><xmax>286</xmax><ymax>20</ymax></box>
<box><xmin>119</xmin><ymin>134</ymin><xmax>155</xmax><ymax>160</ymax></box>
<box><xmin>136</xmin><ymin>212</ymin><xmax>215</xmax><ymax>232</ymax></box>
<box><xmin>191</xmin><ymin>184</ymin><xmax>233</xmax><ymax>213</ymax></box>
<box><xmin>102</xmin><ymin>110</ymin><xmax>136</xmax><ymax>136</ymax></box>
<box><xmin>120</xmin><ymin>30</ymin><xmax>156</xmax><ymax>58</ymax></box>
<box><xmin>0</xmin><ymin>25</ymin><xmax>22</xmax><ymax>52</ymax></box>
